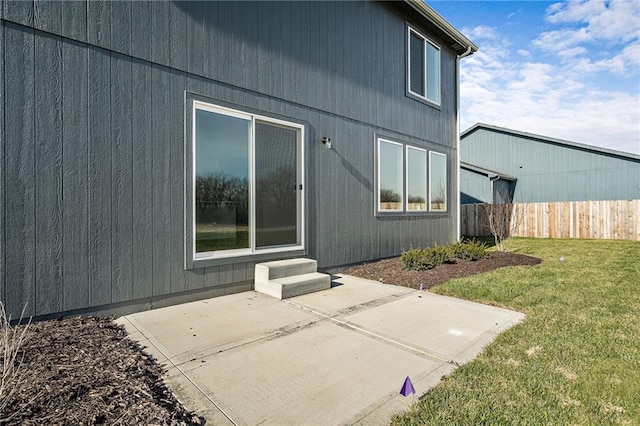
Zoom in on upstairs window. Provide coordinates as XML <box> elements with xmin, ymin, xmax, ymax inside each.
<box><xmin>408</xmin><ymin>27</ymin><xmax>441</xmax><ymax>105</ymax></box>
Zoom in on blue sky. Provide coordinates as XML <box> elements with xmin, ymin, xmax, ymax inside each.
<box><xmin>429</xmin><ymin>0</ymin><xmax>640</xmax><ymax>154</ymax></box>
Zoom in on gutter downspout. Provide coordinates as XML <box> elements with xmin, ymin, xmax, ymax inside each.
<box><xmin>456</xmin><ymin>45</ymin><xmax>473</xmax><ymax>242</ymax></box>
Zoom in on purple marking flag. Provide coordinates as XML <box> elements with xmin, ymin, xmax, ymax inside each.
<box><xmin>399</xmin><ymin>376</ymin><xmax>415</xmax><ymax>397</ymax></box>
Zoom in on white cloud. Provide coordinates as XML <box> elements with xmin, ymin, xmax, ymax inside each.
<box><xmin>517</xmin><ymin>49</ymin><xmax>531</xmax><ymax>58</ymax></box>
<box><xmin>460</xmin><ymin>21</ymin><xmax>640</xmax><ymax>154</ymax></box>
<box><xmin>545</xmin><ymin>0</ymin><xmax>640</xmax><ymax>42</ymax></box>
<box><xmin>533</xmin><ymin>0</ymin><xmax>640</xmax><ymax>55</ymax></box>
<box><xmin>463</xmin><ymin>25</ymin><xmax>502</xmax><ymax>41</ymax></box>
<box><xmin>556</xmin><ymin>46</ymin><xmax>588</xmax><ymax>59</ymax></box>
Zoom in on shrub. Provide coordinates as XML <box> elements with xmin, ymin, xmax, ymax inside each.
<box><xmin>402</xmin><ymin>240</ymin><xmax>489</xmax><ymax>271</ymax></box>
<box><xmin>401</xmin><ymin>247</ymin><xmax>427</xmax><ymax>270</ymax></box>
<box><xmin>451</xmin><ymin>240</ymin><xmax>489</xmax><ymax>261</ymax></box>
<box><xmin>401</xmin><ymin>244</ymin><xmax>454</xmax><ymax>270</ymax></box>
<box><xmin>427</xmin><ymin>244</ymin><xmax>455</xmax><ymax>267</ymax></box>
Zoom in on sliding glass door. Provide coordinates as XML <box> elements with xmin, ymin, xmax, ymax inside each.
<box><xmin>193</xmin><ymin>102</ymin><xmax>303</xmax><ymax>258</ymax></box>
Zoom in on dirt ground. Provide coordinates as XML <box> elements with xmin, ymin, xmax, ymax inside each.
<box><xmin>1</xmin><ymin>317</ymin><xmax>203</xmax><ymax>425</ymax></box>
<box><xmin>342</xmin><ymin>250</ymin><xmax>542</xmax><ymax>290</ymax></box>
<box><xmin>1</xmin><ymin>251</ymin><xmax>540</xmax><ymax>425</ymax></box>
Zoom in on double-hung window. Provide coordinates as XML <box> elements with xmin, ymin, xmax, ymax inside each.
<box><xmin>377</xmin><ymin>137</ymin><xmax>446</xmax><ymax>214</ymax></box>
<box><xmin>192</xmin><ymin>101</ymin><xmax>304</xmax><ymax>260</ymax></box>
<box><xmin>408</xmin><ymin>26</ymin><xmax>441</xmax><ymax>105</ymax></box>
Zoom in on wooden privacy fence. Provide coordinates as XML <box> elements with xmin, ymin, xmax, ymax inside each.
<box><xmin>461</xmin><ymin>200</ymin><xmax>640</xmax><ymax>241</ymax></box>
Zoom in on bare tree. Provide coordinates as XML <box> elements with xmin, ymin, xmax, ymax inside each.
<box><xmin>481</xmin><ymin>185</ymin><xmax>524</xmax><ymax>251</ymax></box>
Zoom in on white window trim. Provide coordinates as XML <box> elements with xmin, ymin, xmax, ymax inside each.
<box><xmin>191</xmin><ymin>101</ymin><xmax>305</xmax><ymax>261</ymax></box>
<box><xmin>405</xmin><ymin>145</ymin><xmax>428</xmax><ymax>212</ymax></box>
<box><xmin>429</xmin><ymin>151</ymin><xmax>447</xmax><ymax>212</ymax></box>
<box><xmin>407</xmin><ymin>26</ymin><xmax>441</xmax><ymax>106</ymax></box>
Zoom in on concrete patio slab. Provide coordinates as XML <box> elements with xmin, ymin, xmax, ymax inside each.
<box><xmin>291</xmin><ymin>274</ymin><xmax>413</xmax><ymax>316</ymax></box>
<box><xmin>341</xmin><ymin>291</ymin><xmax>525</xmax><ymax>364</ymax></box>
<box><xmin>120</xmin><ymin>291</ymin><xmax>318</xmax><ymax>364</ymax></box>
<box><xmin>117</xmin><ymin>274</ymin><xmax>525</xmax><ymax>426</ymax></box>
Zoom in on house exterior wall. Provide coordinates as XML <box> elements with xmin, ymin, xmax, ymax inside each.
<box><xmin>1</xmin><ymin>1</ymin><xmax>461</xmax><ymax>318</ymax></box>
<box><xmin>461</xmin><ymin>127</ymin><xmax>640</xmax><ymax>203</ymax></box>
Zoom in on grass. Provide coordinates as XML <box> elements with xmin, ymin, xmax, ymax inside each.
<box><xmin>391</xmin><ymin>238</ymin><xmax>640</xmax><ymax>426</ymax></box>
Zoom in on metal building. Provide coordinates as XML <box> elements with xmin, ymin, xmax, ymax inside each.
<box><xmin>460</xmin><ymin>123</ymin><xmax>640</xmax><ymax>204</ymax></box>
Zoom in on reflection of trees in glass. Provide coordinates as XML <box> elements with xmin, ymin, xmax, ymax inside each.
<box><xmin>408</xmin><ymin>195</ymin><xmax>425</xmax><ymax>203</ymax></box>
<box><xmin>255</xmin><ymin>168</ymin><xmax>296</xmax><ymax>226</ymax></box>
<box><xmin>195</xmin><ymin>172</ymin><xmax>248</xmax><ymax>224</ymax></box>
<box><xmin>431</xmin><ymin>182</ymin><xmax>446</xmax><ymax>209</ymax></box>
<box><xmin>380</xmin><ymin>188</ymin><xmax>401</xmax><ymax>203</ymax></box>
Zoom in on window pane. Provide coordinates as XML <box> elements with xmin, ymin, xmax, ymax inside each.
<box><xmin>426</xmin><ymin>42</ymin><xmax>440</xmax><ymax>104</ymax></box>
<box><xmin>409</xmin><ymin>32</ymin><xmax>425</xmax><ymax>96</ymax></box>
<box><xmin>255</xmin><ymin>122</ymin><xmax>299</xmax><ymax>248</ymax></box>
<box><xmin>379</xmin><ymin>140</ymin><xmax>403</xmax><ymax>211</ymax></box>
<box><xmin>407</xmin><ymin>147</ymin><xmax>427</xmax><ymax>211</ymax></box>
<box><xmin>195</xmin><ymin>109</ymin><xmax>250</xmax><ymax>252</ymax></box>
<box><xmin>430</xmin><ymin>152</ymin><xmax>447</xmax><ymax>211</ymax></box>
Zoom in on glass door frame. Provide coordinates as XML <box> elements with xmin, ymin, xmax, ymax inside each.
<box><xmin>190</xmin><ymin>100</ymin><xmax>305</xmax><ymax>263</ymax></box>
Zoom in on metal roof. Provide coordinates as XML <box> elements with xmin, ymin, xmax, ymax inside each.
<box><xmin>460</xmin><ymin>161</ymin><xmax>517</xmax><ymax>181</ymax></box>
<box><xmin>462</xmin><ymin>123</ymin><xmax>640</xmax><ymax>162</ymax></box>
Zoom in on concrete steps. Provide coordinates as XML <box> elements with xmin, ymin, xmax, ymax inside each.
<box><xmin>254</xmin><ymin>258</ymin><xmax>331</xmax><ymax>299</ymax></box>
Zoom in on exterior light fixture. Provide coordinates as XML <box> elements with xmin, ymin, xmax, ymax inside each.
<box><xmin>321</xmin><ymin>137</ymin><xmax>331</xmax><ymax>149</ymax></box>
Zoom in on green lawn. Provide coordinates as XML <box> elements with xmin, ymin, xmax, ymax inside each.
<box><xmin>391</xmin><ymin>238</ymin><xmax>640</xmax><ymax>426</ymax></box>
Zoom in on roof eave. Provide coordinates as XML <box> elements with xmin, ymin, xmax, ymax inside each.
<box><xmin>403</xmin><ymin>0</ymin><xmax>478</xmax><ymax>56</ymax></box>
<box><xmin>462</xmin><ymin>123</ymin><xmax>640</xmax><ymax>161</ymax></box>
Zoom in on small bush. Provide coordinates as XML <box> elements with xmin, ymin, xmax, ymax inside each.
<box><xmin>451</xmin><ymin>240</ymin><xmax>489</xmax><ymax>261</ymax></box>
<box><xmin>427</xmin><ymin>244</ymin><xmax>455</xmax><ymax>267</ymax></box>
<box><xmin>402</xmin><ymin>240</ymin><xmax>489</xmax><ymax>271</ymax></box>
<box><xmin>401</xmin><ymin>244</ymin><xmax>454</xmax><ymax>270</ymax></box>
<box><xmin>401</xmin><ymin>247</ymin><xmax>428</xmax><ymax>270</ymax></box>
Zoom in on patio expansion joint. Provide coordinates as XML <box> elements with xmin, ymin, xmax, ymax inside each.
<box><xmin>120</xmin><ymin>316</ymin><xmax>240</xmax><ymax>426</ymax></box>
<box><xmin>284</xmin><ymin>298</ymin><xmax>456</xmax><ymax>365</ymax></box>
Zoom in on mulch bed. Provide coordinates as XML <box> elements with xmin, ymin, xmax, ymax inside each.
<box><xmin>1</xmin><ymin>317</ymin><xmax>203</xmax><ymax>425</ymax></box>
<box><xmin>343</xmin><ymin>251</ymin><xmax>542</xmax><ymax>290</ymax></box>
<box><xmin>2</xmin><ymin>251</ymin><xmax>541</xmax><ymax>425</ymax></box>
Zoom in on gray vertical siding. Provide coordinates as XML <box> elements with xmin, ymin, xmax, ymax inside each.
<box><xmin>62</xmin><ymin>39</ymin><xmax>89</xmax><ymax>311</ymax></box>
<box><xmin>151</xmin><ymin>64</ymin><xmax>172</xmax><ymax>298</ymax></box>
<box><xmin>87</xmin><ymin>0</ymin><xmax>110</xmax><ymax>50</ymax></box>
<box><xmin>87</xmin><ymin>46</ymin><xmax>112</xmax><ymax>308</ymax></box>
<box><xmin>4</xmin><ymin>1</ymin><xmax>33</xmax><ymax>27</ymax></box>
<box><xmin>34</xmin><ymin>31</ymin><xmax>63</xmax><ymax>315</ymax></box>
<box><xmin>61</xmin><ymin>1</ymin><xmax>85</xmax><ymax>42</ymax></box>
<box><xmin>34</xmin><ymin>0</ymin><xmax>62</xmax><ymax>35</ymax></box>
<box><xmin>131</xmin><ymin>58</ymin><xmax>153</xmax><ymax>300</ymax></box>
<box><xmin>0</xmin><ymin>20</ymin><xmax>4</xmax><ymax>308</ymax></box>
<box><xmin>2</xmin><ymin>1</ymin><xmax>461</xmax><ymax>317</ymax></box>
<box><xmin>5</xmin><ymin>23</ymin><xmax>36</xmax><ymax>317</ymax></box>
<box><xmin>111</xmin><ymin>52</ymin><xmax>134</xmax><ymax>304</ymax></box>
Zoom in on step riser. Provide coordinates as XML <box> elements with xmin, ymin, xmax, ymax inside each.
<box><xmin>254</xmin><ymin>259</ymin><xmax>331</xmax><ymax>299</ymax></box>
<box><xmin>255</xmin><ymin>259</ymin><xmax>318</xmax><ymax>281</ymax></box>
<box><xmin>255</xmin><ymin>274</ymin><xmax>331</xmax><ymax>300</ymax></box>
